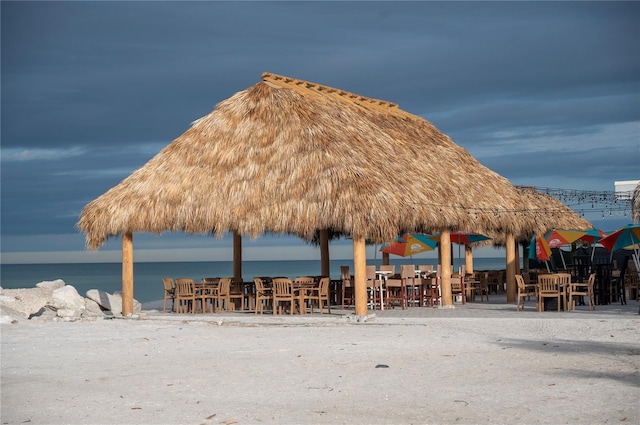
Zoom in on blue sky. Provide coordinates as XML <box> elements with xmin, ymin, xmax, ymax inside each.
<box><xmin>1</xmin><ymin>1</ymin><xmax>639</xmax><ymax>264</ymax></box>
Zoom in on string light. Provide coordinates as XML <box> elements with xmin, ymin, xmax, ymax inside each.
<box><xmin>404</xmin><ymin>186</ymin><xmax>635</xmax><ymax>221</ymax></box>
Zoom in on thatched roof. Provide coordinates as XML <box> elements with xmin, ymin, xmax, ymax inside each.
<box><xmin>78</xmin><ymin>72</ymin><xmax>539</xmax><ymax>249</ymax></box>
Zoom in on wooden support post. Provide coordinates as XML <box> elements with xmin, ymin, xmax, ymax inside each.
<box><xmin>515</xmin><ymin>239</ymin><xmax>521</xmax><ymax>275</ymax></box>
<box><xmin>506</xmin><ymin>233</ymin><xmax>516</xmax><ymax>302</ymax></box>
<box><xmin>382</xmin><ymin>252</ymin><xmax>390</xmax><ymax>266</ymax></box>
<box><xmin>233</xmin><ymin>231</ymin><xmax>242</xmax><ymax>280</ymax></box>
<box><xmin>320</xmin><ymin>229</ymin><xmax>330</xmax><ymax>277</ymax></box>
<box><xmin>465</xmin><ymin>245</ymin><xmax>473</xmax><ymax>274</ymax></box>
<box><xmin>440</xmin><ymin>230</ymin><xmax>453</xmax><ymax>307</ymax></box>
<box><xmin>122</xmin><ymin>232</ymin><xmax>134</xmax><ymax>317</ymax></box>
<box><xmin>353</xmin><ymin>237</ymin><xmax>368</xmax><ymax>317</ymax></box>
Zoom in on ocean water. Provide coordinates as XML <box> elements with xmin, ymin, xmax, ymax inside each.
<box><xmin>0</xmin><ymin>258</ymin><xmax>509</xmax><ymax>303</ymax></box>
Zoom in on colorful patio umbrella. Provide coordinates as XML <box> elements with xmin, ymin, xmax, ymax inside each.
<box><xmin>544</xmin><ymin>229</ymin><xmax>590</xmax><ymax>269</ymax></box>
<box><xmin>544</xmin><ymin>229</ymin><xmax>589</xmax><ymax>249</ymax></box>
<box><xmin>428</xmin><ymin>231</ymin><xmax>491</xmax><ymax>271</ymax></box>
<box><xmin>380</xmin><ymin>233</ymin><xmax>437</xmax><ymax>257</ymax></box>
<box><xmin>579</xmin><ymin>228</ymin><xmax>607</xmax><ymax>244</ymax></box>
<box><xmin>429</xmin><ymin>231</ymin><xmax>492</xmax><ymax>245</ymax></box>
<box><xmin>529</xmin><ymin>234</ymin><xmax>552</xmax><ymax>271</ymax></box>
<box><xmin>599</xmin><ymin>224</ymin><xmax>640</xmax><ymax>254</ymax></box>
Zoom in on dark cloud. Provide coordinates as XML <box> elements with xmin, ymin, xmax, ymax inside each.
<box><xmin>1</xmin><ymin>1</ymin><xmax>638</xmax><ymax>259</ymax></box>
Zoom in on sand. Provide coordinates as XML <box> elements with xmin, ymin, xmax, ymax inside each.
<box><xmin>1</xmin><ymin>299</ymin><xmax>639</xmax><ymax>425</ymax></box>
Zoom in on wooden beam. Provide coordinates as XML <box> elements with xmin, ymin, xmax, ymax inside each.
<box><xmin>465</xmin><ymin>245</ymin><xmax>473</xmax><ymax>274</ymax></box>
<box><xmin>353</xmin><ymin>237</ymin><xmax>368</xmax><ymax>316</ymax></box>
<box><xmin>122</xmin><ymin>232</ymin><xmax>134</xmax><ymax>317</ymax></box>
<box><xmin>440</xmin><ymin>230</ymin><xmax>453</xmax><ymax>307</ymax></box>
<box><xmin>382</xmin><ymin>252</ymin><xmax>390</xmax><ymax>266</ymax></box>
<box><xmin>320</xmin><ymin>229</ymin><xmax>330</xmax><ymax>277</ymax></box>
<box><xmin>233</xmin><ymin>231</ymin><xmax>242</xmax><ymax>279</ymax></box>
<box><xmin>506</xmin><ymin>233</ymin><xmax>516</xmax><ymax>302</ymax></box>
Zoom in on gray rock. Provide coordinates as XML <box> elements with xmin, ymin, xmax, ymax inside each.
<box><xmin>86</xmin><ymin>289</ymin><xmax>122</xmax><ymax>316</ymax></box>
<box><xmin>82</xmin><ymin>298</ymin><xmax>105</xmax><ymax>319</ymax></box>
<box><xmin>35</xmin><ymin>279</ymin><xmax>66</xmax><ymax>291</ymax></box>
<box><xmin>0</xmin><ymin>287</ymin><xmax>53</xmax><ymax>318</ymax></box>
<box><xmin>29</xmin><ymin>306</ymin><xmax>59</xmax><ymax>322</ymax></box>
<box><xmin>86</xmin><ymin>290</ymin><xmax>141</xmax><ymax>316</ymax></box>
<box><xmin>49</xmin><ymin>285</ymin><xmax>86</xmax><ymax>319</ymax></box>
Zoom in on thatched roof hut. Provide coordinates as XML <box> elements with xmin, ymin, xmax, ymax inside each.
<box><xmin>77</xmin><ymin>72</ymin><xmax>546</xmax><ymax>313</ymax></box>
<box><xmin>78</xmin><ymin>72</ymin><xmax>533</xmax><ymax>249</ymax></box>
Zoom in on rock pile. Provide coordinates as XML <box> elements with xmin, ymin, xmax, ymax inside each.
<box><xmin>0</xmin><ymin>280</ymin><xmax>141</xmax><ymax>324</ymax></box>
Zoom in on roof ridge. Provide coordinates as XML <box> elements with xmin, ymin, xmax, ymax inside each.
<box><xmin>261</xmin><ymin>71</ymin><xmax>399</xmax><ymax>110</ymax></box>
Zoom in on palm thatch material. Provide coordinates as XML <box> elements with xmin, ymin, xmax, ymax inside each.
<box><xmin>78</xmin><ymin>72</ymin><xmax>536</xmax><ymax>250</ymax></box>
<box><xmin>480</xmin><ymin>186</ymin><xmax>593</xmax><ymax>247</ymax></box>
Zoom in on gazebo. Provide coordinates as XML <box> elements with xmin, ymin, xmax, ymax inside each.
<box><xmin>78</xmin><ymin>72</ymin><xmax>539</xmax><ymax>316</ymax></box>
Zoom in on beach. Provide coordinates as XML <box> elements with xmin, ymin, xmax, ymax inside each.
<box><xmin>2</xmin><ymin>298</ymin><xmax>639</xmax><ymax>425</ymax></box>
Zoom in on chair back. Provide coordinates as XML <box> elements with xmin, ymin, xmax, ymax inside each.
<box><xmin>538</xmin><ymin>274</ymin><xmax>559</xmax><ymax>292</ymax></box>
<box><xmin>341</xmin><ymin>266</ymin><xmax>352</xmax><ymax>287</ymax></box>
<box><xmin>163</xmin><ymin>277</ymin><xmax>175</xmax><ymax>292</ymax></box>
<box><xmin>418</xmin><ymin>265</ymin><xmax>433</xmax><ymax>272</ymax></box>
<box><xmin>175</xmin><ymin>278</ymin><xmax>195</xmax><ymax>295</ymax></box>
<box><xmin>380</xmin><ymin>264</ymin><xmax>395</xmax><ymax>274</ymax></box>
<box><xmin>515</xmin><ymin>274</ymin><xmax>525</xmax><ymax>290</ymax></box>
<box><xmin>295</xmin><ymin>276</ymin><xmax>314</xmax><ymax>285</ymax></box>
<box><xmin>318</xmin><ymin>277</ymin><xmax>330</xmax><ymax>296</ymax></box>
<box><xmin>400</xmin><ymin>264</ymin><xmax>414</xmax><ymax>280</ymax></box>
<box><xmin>587</xmin><ymin>273</ymin><xmax>596</xmax><ymax>289</ymax></box>
<box><xmin>273</xmin><ymin>278</ymin><xmax>293</xmax><ymax>296</ymax></box>
<box><xmin>556</xmin><ymin>273</ymin><xmax>572</xmax><ymax>286</ymax></box>
<box><xmin>217</xmin><ymin>278</ymin><xmax>231</xmax><ymax>296</ymax></box>
<box><xmin>254</xmin><ymin>277</ymin><xmax>265</xmax><ymax>292</ymax></box>
<box><xmin>366</xmin><ymin>265</ymin><xmax>377</xmax><ymax>283</ymax></box>
<box><xmin>201</xmin><ymin>277</ymin><xmax>219</xmax><ymax>284</ymax></box>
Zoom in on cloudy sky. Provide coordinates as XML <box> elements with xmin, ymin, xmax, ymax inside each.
<box><xmin>2</xmin><ymin>1</ymin><xmax>639</xmax><ymax>264</ymax></box>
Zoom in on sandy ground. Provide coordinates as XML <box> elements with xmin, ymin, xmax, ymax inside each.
<box><xmin>2</xmin><ymin>298</ymin><xmax>639</xmax><ymax>425</ymax></box>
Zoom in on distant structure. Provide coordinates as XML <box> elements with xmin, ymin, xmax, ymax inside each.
<box><xmin>614</xmin><ymin>180</ymin><xmax>639</xmax><ymax>201</ymax></box>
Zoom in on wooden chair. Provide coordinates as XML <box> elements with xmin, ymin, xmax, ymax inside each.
<box><xmin>308</xmin><ymin>277</ymin><xmax>331</xmax><ymax>314</ymax></box>
<box><xmin>366</xmin><ymin>265</ymin><xmax>380</xmax><ymax>309</ymax></box>
<box><xmin>228</xmin><ymin>278</ymin><xmax>245</xmax><ymax>311</ymax></box>
<box><xmin>386</xmin><ymin>265</ymin><xmax>413</xmax><ymax>309</ymax></box>
<box><xmin>253</xmin><ymin>277</ymin><xmax>272</xmax><ymax>314</ymax></box>
<box><xmin>273</xmin><ymin>277</ymin><xmax>295</xmax><ymax>315</ymax></box>
<box><xmin>199</xmin><ymin>279</ymin><xmax>218</xmax><ymax>313</ymax></box>
<box><xmin>450</xmin><ymin>273</ymin><xmax>464</xmax><ymax>304</ymax></box>
<box><xmin>556</xmin><ymin>273</ymin><xmax>572</xmax><ymax>311</ymax></box>
<box><xmin>403</xmin><ymin>264</ymin><xmax>423</xmax><ymax>306</ymax></box>
<box><xmin>515</xmin><ymin>274</ymin><xmax>537</xmax><ymax>311</ymax></box>
<box><xmin>567</xmin><ymin>273</ymin><xmax>595</xmax><ymax>311</ymax></box>
<box><xmin>341</xmin><ymin>266</ymin><xmax>354</xmax><ymax>309</ymax></box>
<box><xmin>175</xmin><ymin>278</ymin><xmax>199</xmax><ymax>314</ymax></box>
<box><xmin>162</xmin><ymin>277</ymin><xmax>176</xmax><ymax>313</ymax></box>
<box><xmin>474</xmin><ymin>271</ymin><xmax>490</xmax><ymax>302</ymax></box>
<box><xmin>214</xmin><ymin>278</ymin><xmax>231</xmax><ymax>313</ymax></box>
<box><xmin>537</xmin><ymin>274</ymin><xmax>561</xmax><ymax>312</ymax></box>
<box><xmin>295</xmin><ymin>276</ymin><xmax>315</xmax><ymax>314</ymax></box>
